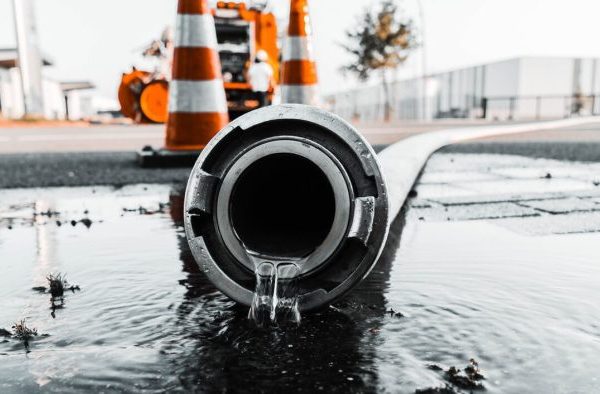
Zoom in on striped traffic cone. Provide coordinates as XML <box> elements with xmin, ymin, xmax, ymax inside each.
<box><xmin>165</xmin><ymin>0</ymin><xmax>229</xmax><ymax>151</ymax></box>
<box><xmin>280</xmin><ymin>0</ymin><xmax>319</xmax><ymax>106</ymax></box>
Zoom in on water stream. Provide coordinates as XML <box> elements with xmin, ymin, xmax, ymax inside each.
<box><xmin>247</xmin><ymin>255</ymin><xmax>301</xmax><ymax>327</ymax></box>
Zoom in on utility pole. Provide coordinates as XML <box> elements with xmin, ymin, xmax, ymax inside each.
<box><xmin>416</xmin><ymin>0</ymin><xmax>427</xmax><ymax>121</ymax></box>
<box><xmin>13</xmin><ymin>0</ymin><xmax>44</xmax><ymax>118</ymax></box>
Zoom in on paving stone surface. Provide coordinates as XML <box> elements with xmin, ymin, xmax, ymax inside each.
<box><xmin>418</xmin><ymin>171</ymin><xmax>505</xmax><ymax>184</ymax></box>
<box><xmin>410</xmin><ymin>152</ymin><xmax>600</xmax><ymax>235</ymax></box>
<box><xmin>519</xmin><ymin>198</ymin><xmax>600</xmax><ymax>214</ymax></box>
<box><xmin>408</xmin><ymin>202</ymin><xmax>540</xmax><ymax>222</ymax></box>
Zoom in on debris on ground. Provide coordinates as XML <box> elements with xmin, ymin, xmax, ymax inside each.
<box><xmin>425</xmin><ymin>359</ymin><xmax>485</xmax><ymax>392</ymax></box>
<box><xmin>46</xmin><ymin>273</ymin><xmax>81</xmax><ymax>298</ymax></box>
<box><xmin>387</xmin><ymin>308</ymin><xmax>405</xmax><ymax>318</ymax></box>
<box><xmin>427</xmin><ymin>364</ymin><xmax>443</xmax><ymax>371</ymax></box>
<box><xmin>122</xmin><ymin>203</ymin><xmax>170</xmax><ymax>216</ymax></box>
<box><xmin>0</xmin><ymin>328</ymin><xmax>11</xmax><ymax>337</ymax></box>
<box><xmin>464</xmin><ymin>358</ymin><xmax>485</xmax><ymax>381</ymax></box>
<box><xmin>415</xmin><ymin>385</ymin><xmax>457</xmax><ymax>394</ymax></box>
<box><xmin>11</xmin><ymin>320</ymin><xmax>38</xmax><ymax>352</ymax></box>
<box><xmin>47</xmin><ymin>273</ymin><xmax>66</xmax><ymax>297</ymax></box>
<box><xmin>37</xmin><ymin>273</ymin><xmax>81</xmax><ymax>318</ymax></box>
<box><xmin>37</xmin><ymin>209</ymin><xmax>60</xmax><ymax>217</ymax></box>
<box><xmin>445</xmin><ymin>359</ymin><xmax>485</xmax><ymax>390</ymax></box>
<box><xmin>543</xmin><ymin>172</ymin><xmax>552</xmax><ymax>179</ymax></box>
<box><xmin>67</xmin><ymin>218</ymin><xmax>94</xmax><ymax>228</ymax></box>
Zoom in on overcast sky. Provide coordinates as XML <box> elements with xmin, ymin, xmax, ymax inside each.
<box><xmin>1</xmin><ymin>0</ymin><xmax>600</xmax><ymax>102</ymax></box>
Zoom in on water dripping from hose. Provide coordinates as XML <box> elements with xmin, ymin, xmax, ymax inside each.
<box><xmin>247</xmin><ymin>254</ymin><xmax>301</xmax><ymax>327</ymax></box>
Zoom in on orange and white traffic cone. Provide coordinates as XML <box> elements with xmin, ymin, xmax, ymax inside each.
<box><xmin>165</xmin><ymin>0</ymin><xmax>229</xmax><ymax>151</ymax></box>
<box><xmin>280</xmin><ymin>0</ymin><xmax>319</xmax><ymax>106</ymax></box>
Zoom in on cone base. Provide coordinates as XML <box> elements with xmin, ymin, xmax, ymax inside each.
<box><xmin>137</xmin><ymin>146</ymin><xmax>202</xmax><ymax>168</ymax></box>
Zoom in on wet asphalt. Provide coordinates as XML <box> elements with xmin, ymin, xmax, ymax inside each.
<box><xmin>442</xmin><ymin>141</ymin><xmax>600</xmax><ymax>162</ymax></box>
<box><xmin>0</xmin><ymin>141</ymin><xmax>598</xmax><ymax>189</ymax></box>
<box><xmin>0</xmin><ymin>152</ymin><xmax>192</xmax><ymax>189</ymax></box>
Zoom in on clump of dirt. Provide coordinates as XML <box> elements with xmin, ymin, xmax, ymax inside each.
<box><xmin>47</xmin><ymin>273</ymin><xmax>67</xmax><ymax>297</ymax></box>
<box><xmin>32</xmin><ymin>273</ymin><xmax>81</xmax><ymax>318</ymax></box>
<box><xmin>66</xmin><ymin>218</ymin><xmax>93</xmax><ymax>227</ymax></box>
<box><xmin>33</xmin><ymin>273</ymin><xmax>80</xmax><ymax>297</ymax></box>
<box><xmin>415</xmin><ymin>385</ymin><xmax>457</xmax><ymax>394</ymax></box>
<box><xmin>11</xmin><ymin>319</ymin><xmax>38</xmax><ymax>352</ymax></box>
<box><xmin>45</xmin><ymin>273</ymin><xmax>81</xmax><ymax>298</ymax></box>
<box><xmin>427</xmin><ymin>364</ymin><xmax>443</xmax><ymax>371</ymax></box>
<box><xmin>121</xmin><ymin>202</ymin><xmax>170</xmax><ymax>216</ymax></box>
<box><xmin>387</xmin><ymin>308</ymin><xmax>405</xmax><ymax>318</ymax></box>
<box><xmin>422</xmin><ymin>358</ymin><xmax>485</xmax><ymax>392</ymax></box>
<box><xmin>37</xmin><ymin>209</ymin><xmax>60</xmax><ymax>217</ymax></box>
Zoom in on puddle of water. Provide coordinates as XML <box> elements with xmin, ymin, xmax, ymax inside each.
<box><xmin>0</xmin><ymin>155</ymin><xmax>599</xmax><ymax>392</ymax></box>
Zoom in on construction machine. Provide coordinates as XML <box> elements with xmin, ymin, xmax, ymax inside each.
<box><xmin>118</xmin><ymin>1</ymin><xmax>279</xmax><ymax>123</ymax></box>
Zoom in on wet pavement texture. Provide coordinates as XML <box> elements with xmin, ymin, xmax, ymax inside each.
<box><xmin>443</xmin><ymin>141</ymin><xmax>600</xmax><ymax>163</ymax></box>
<box><xmin>0</xmin><ymin>139</ymin><xmax>598</xmax><ymax>189</ymax></box>
<box><xmin>410</xmin><ymin>153</ymin><xmax>600</xmax><ymax>235</ymax></box>
<box><xmin>1</xmin><ymin>153</ymin><xmax>600</xmax><ymax>393</ymax></box>
<box><xmin>0</xmin><ymin>152</ymin><xmax>191</xmax><ymax>189</ymax></box>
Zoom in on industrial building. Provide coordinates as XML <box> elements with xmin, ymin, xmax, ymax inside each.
<box><xmin>0</xmin><ymin>48</ymin><xmax>94</xmax><ymax>120</ymax></box>
<box><xmin>328</xmin><ymin>56</ymin><xmax>600</xmax><ymax>123</ymax></box>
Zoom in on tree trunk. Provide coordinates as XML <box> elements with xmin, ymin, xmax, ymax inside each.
<box><xmin>381</xmin><ymin>70</ymin><xmax>392</xmax><ymax>123</ymax></box>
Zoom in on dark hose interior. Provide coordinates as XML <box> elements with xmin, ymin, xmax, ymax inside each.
<box><xmin>230</xmin><ymin>153</ymin><xmax>336</xmax><ymax>258</ymax></box>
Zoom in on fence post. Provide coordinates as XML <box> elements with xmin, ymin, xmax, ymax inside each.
<box><xmin>508</xmin><ymin>97</ymin><xmax>516</xmax><ymax>120</ymax></box>
<box><xmin>481</xmin><ymin>97</ymin><xmax>488</xmax><ymax>119</ymax></box>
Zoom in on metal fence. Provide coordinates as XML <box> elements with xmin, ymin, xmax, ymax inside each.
<box><xmin>329</xmin><ymin>93</ymin><xmax>600</xmax><ymax>123</ymax></box>
<box><xmin>479</xmin><ymin>95</ymin><xmax>598</xmax><ymax>120</ymax></box>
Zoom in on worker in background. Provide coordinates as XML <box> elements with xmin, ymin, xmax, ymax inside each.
<box><xmin>142</xmin><ymin>26</ymin><xmax>174</xmax><ymax>78</ymax></box>
<box><xmin>247</xmin><ymin>50</ymin><xmax>273</xmax><ymax>108</ymax></box>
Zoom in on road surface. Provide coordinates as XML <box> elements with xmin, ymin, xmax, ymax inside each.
<box><xmin>1</xmin><ymin>119</ymin><xmax>599</xmax><ymax>153</ymax></box>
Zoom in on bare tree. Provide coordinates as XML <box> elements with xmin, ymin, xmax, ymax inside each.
<box><xmin>341</xmin><ymin>0</ymin><xmax>417</xmax><ymax>122</ymax></box>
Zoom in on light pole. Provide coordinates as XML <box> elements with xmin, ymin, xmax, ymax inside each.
<box><xmin>12</xmin><ymin>0</ymin><xmax>44</xmax><ymax>118</ymax></box>
<box><xmin>416</xmin><ymin>0</ymin><xmax>427</xmax><ymax>120</ymax></box>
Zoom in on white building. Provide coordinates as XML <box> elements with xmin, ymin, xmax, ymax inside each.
<box><xmin>328</xmin><ymin>56</ymin><xmax>600</xmax><ymax>122</ymax></box>
<box><xmin>0</xmin><ymin>48</ymin><xmax>94</xmax><ymax>120</ymax></box>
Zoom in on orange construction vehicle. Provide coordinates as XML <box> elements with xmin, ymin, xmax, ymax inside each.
<box><xmin>118</xmin><ymin>1</ymin><xmax>279</xmax><ymax>123</ymax></box>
